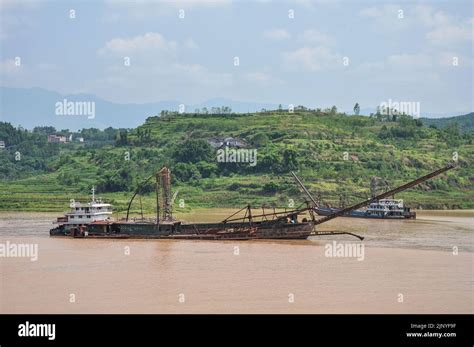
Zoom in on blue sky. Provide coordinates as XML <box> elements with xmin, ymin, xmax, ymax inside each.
<box><xmin>1</xmin><ymin>0</ymin><xmax>472</xmax><ymax>115</ymax></box>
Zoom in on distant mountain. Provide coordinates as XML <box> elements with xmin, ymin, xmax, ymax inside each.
<box><xmin>0</xmin><ymin>87</ymin><xmax>279</xmax><ymax>130</ymax></box>
<box><xmin>421</xmin><ymin>112</ymin><xmax>474</xmax><ymax>133</ymax></box>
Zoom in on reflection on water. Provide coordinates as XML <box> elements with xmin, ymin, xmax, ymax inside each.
<box><xmin>0</xmin><ymin>210</ymin><xmax>472</xmax><ymax>313</ymax></box>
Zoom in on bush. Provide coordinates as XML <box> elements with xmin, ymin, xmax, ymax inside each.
<box><xmin>172</xmin><ymin>139</ymin><xmax>214</xmax><ymax>164</ymax></box>
<box><xmin>173</xmin><ymin>163</ymin><xmax>201</xmax><ymax>182</ymax></box>
<box><xmin>262</xmin><ymin>181</ymin><xmax>280</xmax><ymax>194</ymax></box>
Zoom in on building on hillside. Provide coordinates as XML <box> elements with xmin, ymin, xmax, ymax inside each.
<box><xmin>208</xmin><ymin>137</ymin><xmax>248</xmax><ymax>149</ymax></box>
<box><xmin>48</xmin><ymin>134</ymin><xmax>67</xmax><ymax>143</ymax></box>
<box><xmin>208</xmin><ymin>137</ymin><xmax>224</xmax><ymax>148</ymax></box>
<box><xmin>0</xmin><ymin>140</ymin><xmax>5</xmax><ymax>149</ymax></box>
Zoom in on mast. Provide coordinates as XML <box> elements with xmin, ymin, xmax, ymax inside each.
<box><xmin>156</xmin><ymin>166</ymin><xmax>173</xmax><ymax>222</ymax></box>
<box><xmin>156</xmin><ymin>171</ymin><xmax>160</xmax><ymax>222</ymax></box>
<box><xmin>291</xmin><ymin>171</ymin><xmax>320</xmax><ymax>208</ymax></box>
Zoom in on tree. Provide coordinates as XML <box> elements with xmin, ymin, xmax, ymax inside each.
<box><xmin>330</xmin><ymin>106</ymin><xmax>337</xmax><ymax>115</ymax></box>
<box><xmin>281</xmin><ymin>148</ymin><xmax>298</xmax><ymax>171</ymax></box>
<box><xmin>172</xmin><ymin>139</ymin><xmax>214</xmax><ymax>164</ymax></box>
<box><xmin>353</xmin><ymin>103</ymin><xmax>360</xmax><ymax>115</ymax></box>
<box><xmin>115</xmin><ymin>130</ymin><xmax>121</xmax><ymax>143</ymax></box>
<box><xmin>174</xmin><ymin>162</ymin><xmax>201</xmax><ymax>182</ymax></box>
<box><xmin>33</xmin><ymin>126</ymin><xmax>56</xmax><ymax>136</ymax></box>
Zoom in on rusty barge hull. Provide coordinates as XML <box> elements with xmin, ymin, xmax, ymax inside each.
<box><xmin>50</xmin><ymin>220</ymin><xmax>314</xmax><ymax>240</ymax></box>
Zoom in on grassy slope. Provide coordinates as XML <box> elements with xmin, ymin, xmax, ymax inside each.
<box><xmin>421</xmin><ymin>112</ymin><xmax>474</xmax><ymax>133</ymax></box>
<box><xmin>0</xmin><ymin>111</ymin><xmax>472</xmax><ymax>215</ymax></box>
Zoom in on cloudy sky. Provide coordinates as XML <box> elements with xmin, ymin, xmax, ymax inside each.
<box><xmin>1</xmin><ymin>0</ymin><xmax>472</xmax><ymax>114</ymax></box>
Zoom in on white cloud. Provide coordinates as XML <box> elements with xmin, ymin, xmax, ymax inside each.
<box><xmin>90</xmin><ymin>61</ymin><xmax>233</xmax><ymax>103</ymax></box>
<box><xmin>356</xmin><ymin>51</ymin><xmax>472</xmax><ymax>71</ymax></box>
<box><xmin>103</xmin><ymin>0</ymin><xmax>231</xmax><ymax>22</ymax></box>
<box><xmin>359</xmin><ymin>4</ymin><xmax>472</xmax><ymax>47</ymax></box>
<box><xmin>245</xmin><ymin>71</ymin><xmax>270</xmax><ymax>83</ymax></box>
<box><xmin>98</xmin><ymin>32</ymin><xmax>178</xmax><ymax>57</ymax></box>
<box><xmin>0</xmin><ymin>58</ymin><xmax>23</xmax><ymax>74</ymax></box>
<box><xmin>411</xmin><ymin>5</ymin><xmax>472</xmax><ymax>45</ymax></box>
<box><xmin>289</xmin><ymin>0</ymin><xmax>341</xmax><ymax>8</ymax></box>
<box><xmin>358</xmin><ymin>6</ymin><xmax>382</xmax><ymax>18</ymax></box>
<box><xmin>167</xmin><ymin>0</ymin><xmax>231</xmax><ymax>7</ymax></box>
<box><xmin>104</xmin><ymin>0</ymin><xmax>231</xmax><ymax>7</ymax></box>
<box><xmin>183</xmin><ymin>38</ymin><xmax>199</xmax><ymax>49</ymax></box>
<box><xmin>298</xmin><ymin>29</ymin><xmax>333</xmax><ymax>45</ymax></box>
<box><xmin>94</xmin><ymin>33</ymin><xmax>231</xmax><ymax>103</ymax></box>
<box><xmin>358</xmin><ymin>5</ymin><xmax>406</xmax><ymax>25</ymax></box>
<box><xmin>427</xmin><ymin>22</ymin><xmax>473</xmax><ymax>45</ymax></box>
<box><xmin>0</xmin><ymin>0</ymin><xmax>43</xmax><ymax>11</ymax></box>
<box><xmin>387</xmin><ymin>53</ymin><xmax>434</xmax><ymax>69</ymax></box>
<box><xmin>283</xmin><ymin>46</ymin><xmax>341</xmax><ymax>71</ymax></box>
<box><xmin>413</xmin><ymin>4</ymin><xmax>452</xmax><ymax>27</ymax></box>
<box><xmin>263</xmin><ymin>28</ymin><xmax>290</xmax><ymax>40</ymax></box>
<box><xmin>0</xmin><ymin>0</ymin><xmax>40</xmax><ymax>40</ymax></box>
<box><xmin>243</xmin><ymin>71</ymin><xmax>284</xmax><ymax>87</ymax></box>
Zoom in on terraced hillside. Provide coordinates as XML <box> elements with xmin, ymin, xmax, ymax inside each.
<box><xmin>0</xmin><ymin>110</ymin><xmax>472</xmax><ymax>214</ymax></box>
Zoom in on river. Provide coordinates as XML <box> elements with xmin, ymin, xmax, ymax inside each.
<box><xmin>0</xmin><ymin>210</ymin><xmax>472</xmax><ymax>313</ymax></box>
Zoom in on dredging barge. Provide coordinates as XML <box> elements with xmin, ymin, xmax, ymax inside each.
<box><xmin>50</xmin><ymin>163</ymin><xmax>456</xmax><ymax>240</ymax></box>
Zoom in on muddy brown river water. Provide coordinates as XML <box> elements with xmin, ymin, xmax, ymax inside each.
<box><xmin>0</xmin><ymin>210</ymin><xmax>472</xmax><ymax>313</ymax></box>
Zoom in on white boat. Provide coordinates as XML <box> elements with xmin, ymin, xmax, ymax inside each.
<box><xmin>365</xmin><ymin>198</ymin><xmax>415</xmax><ymax>218</ymax></box>
<box><xmin>54</xmin><ymin>187</ymin><xmax>113</xmax><ymax>226</ymax></box>
<box><xmin>315</xmin><ymin>198</ymin><xmax>416</xmax><ymax>219</ymax></box>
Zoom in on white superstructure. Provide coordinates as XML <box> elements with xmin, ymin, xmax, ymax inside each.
<box><xmin>55</xmin><ymin>187</ymin><xmax>113</xmax><ymax>225</ymax></box>
<box><xmin>366</xmin><ymin>198</ymin><xmax>405</xmax><ymax>217</ymax></box>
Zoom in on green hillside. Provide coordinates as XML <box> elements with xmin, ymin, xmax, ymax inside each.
<box><xmin>421</xmin><ymin>112</ymin><xmax>474</xmax><ymax>133</ymax></box>
<box><xmin>0</xmin><ymin>109</ymin><xmax>472</xmax><ymax>215</ymax></box>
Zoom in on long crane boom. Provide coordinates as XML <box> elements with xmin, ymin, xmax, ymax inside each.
<box><xmin>291</xmin><ymin>171</ymin><xmax>320</xmax><ymax>208</ymax></box>
<box><xmin>312</xmin><ymin>162</ymin><xmax>456</xmax><ymax>226</ymax></box>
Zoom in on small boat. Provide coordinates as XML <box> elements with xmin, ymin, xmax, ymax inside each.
<box><xmin>315</xmin><ymin>198</ymin><xmax>416</xmax><ymax>219</ymax></box>
<box><xmin>49</xmin><ymin>187</ymin><xmax>113</xmax><ymax>236</ymax></box>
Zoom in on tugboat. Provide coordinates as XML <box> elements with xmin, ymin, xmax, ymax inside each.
<box><xmin>315</xmin><ymin>198</ymin><xmax>416</xmax><ymax>219</ymax></box>
<box><xmin>50</xmin><ymin>187</ymin><xmax>113</xmax><ymax>237</ymax></box>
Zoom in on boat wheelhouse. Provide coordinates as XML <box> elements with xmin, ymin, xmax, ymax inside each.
<box><xmin>314</xmin><ymin>198</ymin><xmax>416</xmax><ymax>219</ymax></box>
<box><xmin>365</xmin><ymin>198</ymin><xmax>415</xmax><ymax>218</ymax></box>
<box><xmin>54</xmin><ymin>187</ymin><xmax>113</xmax><ymax>226</ymax></box>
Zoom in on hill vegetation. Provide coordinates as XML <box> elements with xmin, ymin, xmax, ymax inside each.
<box><xmin>0</xmin><ymin>108</ymin><xmax>472</xmax><ymax>214</ymax></box>
<box><xmin>420</xmin><ymin>112</ymin><xmax>474</xmax><ymax>134</ymax></box>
